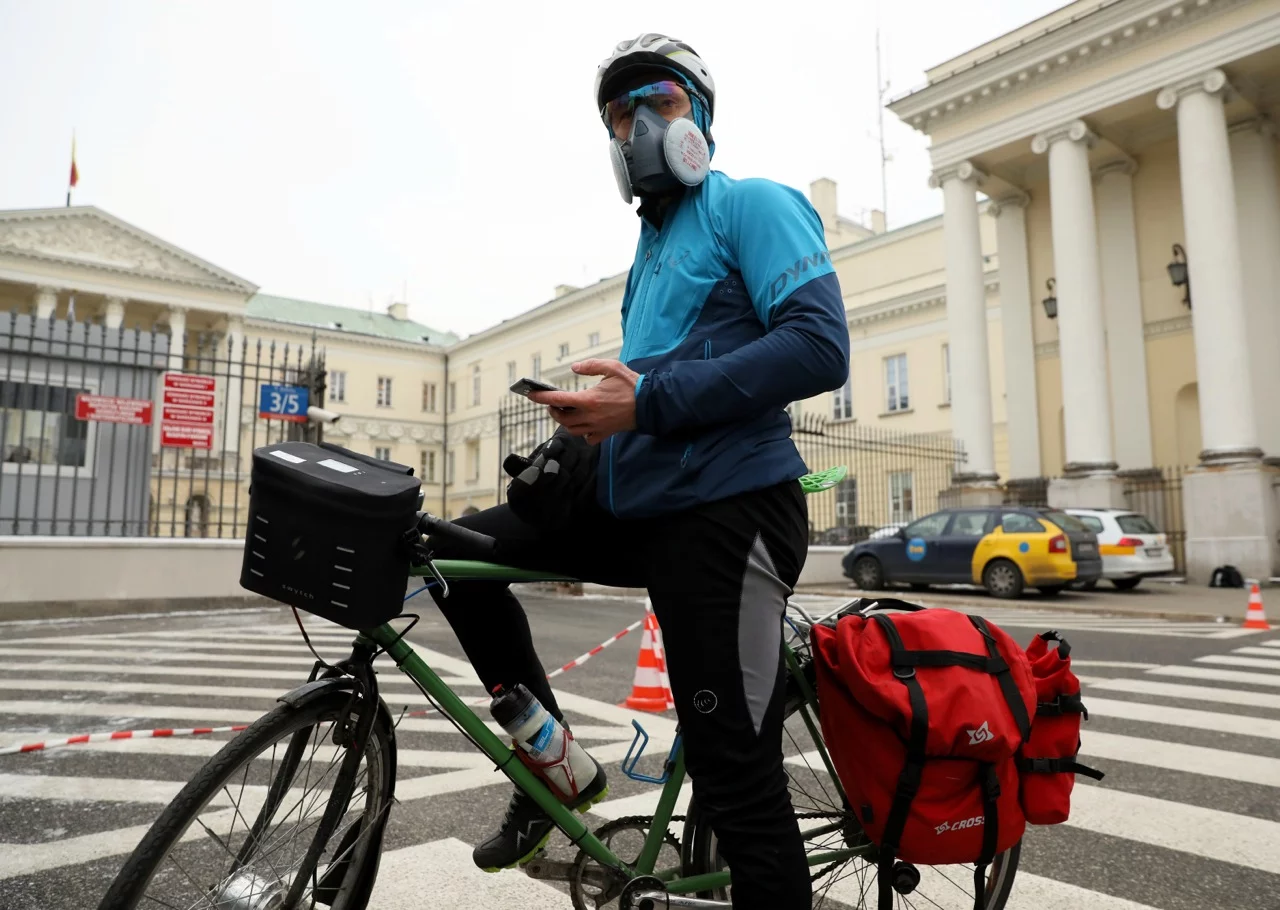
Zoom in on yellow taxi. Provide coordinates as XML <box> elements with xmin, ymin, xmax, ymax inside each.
<box><xmin>841</xmin><ymin>506</ymin><xmax>1102</xmax><ymax>599</ymax></box>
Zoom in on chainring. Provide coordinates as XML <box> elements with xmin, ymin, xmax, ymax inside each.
<box><xmin>570</xmin><ymin>815</ymin><xmax>683</xmax><ymax>910</ymax></box>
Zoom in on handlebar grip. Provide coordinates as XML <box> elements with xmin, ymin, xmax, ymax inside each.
<box><xmin>417</xmin><ymin>513</ymin><xmax>498</xmax><ymax>560</ymax></box>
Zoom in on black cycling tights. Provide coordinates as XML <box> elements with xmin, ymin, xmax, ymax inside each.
<box><xmin>428</xmin><ymin>480</ymin><xmax>812</xmax><ymax>910</ymax></box>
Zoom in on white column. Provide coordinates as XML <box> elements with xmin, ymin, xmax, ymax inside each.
<box><xmin>1228</xmin><ymin>117</ymin><xmax>1280</xmax><ymax>461</ymax></box>
<box><xmin>1157</xmin><ymin>70</ymin><xmax>1260</xmax><ymax>462</ymax></box>
<box><xmin>33</xmin><ymin>286</ymin><xmax>57</xmax><ymax>320</ymax></box>
<box><xmin>1032</xmin><ymin>120</ymin><xmax>1116</xmax><ymax>475</ymax></box>
<box><xmin>1093</xmin><ymin>160</ymin><xmax>1154</xmax><ymax>471</ymax></box>
<box><xmin>167</xmin><ymin>306</ymin><xmax>188</xmax><ymax>372</ymax></box>
<box><xmin>222</xmin><ymin>317</ymin><xmax>245</xmax><ymax>455</ymax></box>
<box><xmin>989</xmin><ymin>193</ymin><xmax>1041</xmax><ymax>480</ymax></box>
<box><xmin>103</xmin><ymin>296</ymin><xmax>126</xmax><ymax>330</ymax></box>
<box><xmin>929</xmin><ymin>161</ymin><xmax>998</xmax><ymax>483</ymax></box>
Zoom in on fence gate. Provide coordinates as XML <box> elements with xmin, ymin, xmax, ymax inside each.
<box><xmin>1121</xmin><ymin>466</ymin><xmax>1187</xmax><ymax>575</ymax></box>
<box><xmin>1</xmin><ymin>310</ymin><xmax>324</xmax><ymax>539</ymax></box>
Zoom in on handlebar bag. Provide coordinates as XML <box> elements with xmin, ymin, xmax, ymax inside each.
<box><xmin>241</xmin><ymin>441</ymin><xmax>422</xmax><ymax>629</ymax></box>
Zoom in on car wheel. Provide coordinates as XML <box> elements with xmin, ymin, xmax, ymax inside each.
<box><xmin>1037</xmin><ymin>585</ymin><xmax>1065</xmax><ymax>597</ymax></box>
<box><xmin>1075</xmin><ymin>579</ymin><xmax>1098</xmax><ymax>591</ymax></box>
<box><xmin>982</xmin><ymin>559</ymin><xmax>1024</xmax><ymax>600</ymax></box>
<box><xmin>852</xmin><ymin>556</ymin><xmax>885</xmax><ymax>591</ymax></box>
<box><xmin>1112</xmin><ymin>577</ymin><xmax>1142</xmax><ymax>591</ymax></box>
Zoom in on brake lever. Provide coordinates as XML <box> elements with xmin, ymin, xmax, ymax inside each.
<box><xmin>423</xmin><ymin>556</ymin><xmax>451</xmax><ymax>600</ymax></box>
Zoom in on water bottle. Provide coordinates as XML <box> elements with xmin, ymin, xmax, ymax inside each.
<box><xmin>490</xmin><ymin>683</ymin><xmax>599</xmax><ymax>802</ymax></box>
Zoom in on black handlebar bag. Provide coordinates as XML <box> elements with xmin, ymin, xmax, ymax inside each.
<box><xmin>240</xmin><ymin>441</ymin><xmax>422</xmax><ymax>629</ymax></box>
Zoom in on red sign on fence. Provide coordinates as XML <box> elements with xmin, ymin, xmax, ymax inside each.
<box><xmin>159</xmin><ymin>372</ymin><xmax>217</xmax><ymax>450</ymax></box>
<box><xmin>74</xmin><ymin>394</ymin><xmax>154</xmax><ymax>425</ymax></box>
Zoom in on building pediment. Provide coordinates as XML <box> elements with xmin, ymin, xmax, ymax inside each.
<box><xmin>0</xmin><ymin>206</ymin><xmax>257</xmax><ymax>295</ymax></box>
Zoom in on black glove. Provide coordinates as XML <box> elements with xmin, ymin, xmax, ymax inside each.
<box><xmin>503</xmin><ymin>427</ymin><xmax>600</xmax><ymax>530</ymax></box>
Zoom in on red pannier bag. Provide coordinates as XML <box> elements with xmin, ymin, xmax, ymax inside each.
<box><xmin>811</xmin><ymin>602</ymin><xmax>1036</xmax><ymax>910</ymax></box>
<box><xmin>1018</xmin><ymin>631</ymin><xmax>1104</xmax><ymax>824</ymax></box>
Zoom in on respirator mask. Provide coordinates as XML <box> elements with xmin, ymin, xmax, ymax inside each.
<box><xmin>604</xmin><ymin>80</ymin><xmax>710</xmax><ymax>204</ymax></box>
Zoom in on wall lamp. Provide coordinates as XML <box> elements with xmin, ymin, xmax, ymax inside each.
<box><xmin>1042</xmin><ymin>277</ymin><xmax>1058</xmax><ymax>320</ymax></box>
<box><xmin>1167</xmin><ymin>243</ymin><xmax>1191</xmax><ymax>309</ymax></box>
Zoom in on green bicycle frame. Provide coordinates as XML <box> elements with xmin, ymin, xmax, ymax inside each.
<box><xmin>362</xmin><ymin>560</ymin><xmax>871</xmax><ymax>893</ymax></box>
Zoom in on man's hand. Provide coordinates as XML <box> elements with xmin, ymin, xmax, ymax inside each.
<box><xmin>528</xmin><ymin>359</ymin><xmax>640</xmax><ymax>444</ymax></box>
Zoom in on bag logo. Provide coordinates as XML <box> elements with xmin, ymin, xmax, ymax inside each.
<box><xmin>967</xmin><ymin>721</ymin><xmax>993</xmax><ymax>745</ymax></box>
<box><xmin>935</xmin><ymin>815</ymin><xmax>985</xmax><ymax>835</ymax></box>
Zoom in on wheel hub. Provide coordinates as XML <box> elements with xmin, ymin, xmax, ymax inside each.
<box><xmin>210</xmin><ymin>870</ymin><xmax>285</xmax><ymax>910</ymax></box>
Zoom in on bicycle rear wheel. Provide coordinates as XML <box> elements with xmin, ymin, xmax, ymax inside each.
<box><xmin>681</xmin><ymin>661</ymin><xmax>1020</xmax><ymax>909</ymax></box>
<box><xmin>98</xmin><ymin>688</ymin><xmax>396</xmax><ymax>910</ymax></box>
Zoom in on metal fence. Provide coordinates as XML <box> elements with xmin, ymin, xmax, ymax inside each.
<box><xmin>1</xmin><ymin>311</ymin><xmax>324</xmax><ymax>538</ymax></box>
<box><xmin>999</xmin><ymin>467</ymin><xmax>1188</xmax><ymax>574</ymax></box>
<box><xmin>495</xmin><ymin>397</ymin><xmax>965</xmax><ymax>545</ymax></box>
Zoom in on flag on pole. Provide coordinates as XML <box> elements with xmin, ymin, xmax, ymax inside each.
<box><xmin>67</xmin><ymin>133</ymin><xmax>79</xmax><ymax>206</ymax></box>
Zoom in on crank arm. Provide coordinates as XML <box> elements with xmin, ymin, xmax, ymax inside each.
<box><xmin>631</xmin><ymin>892</ymin><xmax>730</xmax><ymax>910</ymax></box>
<box><xmin>523</xmin><ymin>857</ymin><xmax>614</xmax><ymax>889</ymax></box>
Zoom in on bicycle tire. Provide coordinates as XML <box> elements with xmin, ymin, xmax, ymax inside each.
<box><xmin>680</xmin><ymin>684</ymin><xmax>1021</xmax><ymax>909</ymax></box>
<box><xmin>97</xmin><ymin>689</ymin><xmax>396</xmax><ymax>910</ymax></box>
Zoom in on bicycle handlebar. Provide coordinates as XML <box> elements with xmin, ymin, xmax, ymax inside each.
<box><xmin>416</xmin><ymin>512</ymin><xmax>498</xmax><ymax>561</ymax></box>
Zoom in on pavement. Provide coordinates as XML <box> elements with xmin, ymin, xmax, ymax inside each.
<box><xmin>0</xmin><ymin>591</ymin><xmax>1277</xmax><ymax>909</ymax></box>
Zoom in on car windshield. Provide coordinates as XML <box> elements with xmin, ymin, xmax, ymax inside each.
<box><xmin>1117</xmin><ymin>513</ymin><xmax>1159</xmax><ymax>534</ymax></box>
<box><xmin>1041</xmin><ymin>509</ymin><xmax>1090</xmax><ymax>533</ymax></box>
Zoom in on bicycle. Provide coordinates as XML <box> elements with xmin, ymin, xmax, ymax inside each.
<box><xmin>96</xmin><ymin>467</ymin><xmax>1020</xmax><ymax>910</ymax></box>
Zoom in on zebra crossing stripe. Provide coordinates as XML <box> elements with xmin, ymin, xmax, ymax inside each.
<box><xmin>1079</xmin><ymin>731</ymin><xmax>1280</xmax><ymax>786</ymax></box>
<box><xmin>1087</xmin><ymin>677</ymin><xmax>1280</xmax><ymax>710</ymax></box>
<box><xmin>0</xmin><ymin>659</ymin><xmax>475</xmax><ymax>686</ymax></box>
<box><xmin>1085</xmin><ymin>697</ymin><xmax>1280</xmax><ymax>739</ymax></box>
<box><xmin>1147</xmin><ymin>665</ymin><xmax>1280</xmax><ymax>688</ymax></box>
<box><xmin>369</xmin><ymin>838</ymin><xmax>572</xmax><ymax>909</ymax></box>
<box><xmin>1196</xmin><ymin>654</ymin><xmax>1280</xmax><ymax>671</ymax></box>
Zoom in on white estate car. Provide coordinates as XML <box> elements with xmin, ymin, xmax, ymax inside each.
<box><xmin>1064</xmin><ymin>508</ymin><xmax>1175</xmax><ymax>590</ymax></box>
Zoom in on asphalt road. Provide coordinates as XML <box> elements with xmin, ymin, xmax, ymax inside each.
<box><xmin>0</xmin><ymin>589</ymin><xmax>1277</xmax><ymax>909</ymax></box>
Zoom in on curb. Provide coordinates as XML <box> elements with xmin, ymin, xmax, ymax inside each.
<box><xmin>794</xmin><ymin>586</ymin><xmax>1236</xmax><ymax>623</ymax></box>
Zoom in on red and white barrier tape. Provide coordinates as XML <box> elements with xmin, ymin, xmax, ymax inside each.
<box><xmin>0</xmin><ymin>724</ymin><xmax>249</xmax><ymax>757</ymax></box>
<box><xmin>2</xmin><ymin>619</ymin><xmax>645</xmax><ymax>756</ymax></box>
<box><xmin>545</xmin><ymin>618</ymin><xmax>643</xmax><ymax>679</ymax></box>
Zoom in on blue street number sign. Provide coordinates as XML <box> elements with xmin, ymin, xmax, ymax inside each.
<box><xmin>258</xmin><ymin>383</ymin><xmax>309</xmax><ymax>423</ymax></box>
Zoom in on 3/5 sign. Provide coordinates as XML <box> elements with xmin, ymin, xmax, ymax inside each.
<box><xmin>258</xmin><ymin>383</ymin><xmax>310</xmax><ymax>423</ymax></box>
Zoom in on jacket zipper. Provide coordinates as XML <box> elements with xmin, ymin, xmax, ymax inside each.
<box><xmin>606</xmin><ymin>436</ymin><xmax>618</xmax><ymax>516</ymax></box>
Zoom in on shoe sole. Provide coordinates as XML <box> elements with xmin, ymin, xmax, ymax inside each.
<box><xmin>478</xmin><ymin>785</ymin><xmax>611</xmax><ymax>873</ymax></box>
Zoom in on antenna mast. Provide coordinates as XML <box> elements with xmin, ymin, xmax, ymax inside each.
<box><xmin>875</xmin><ymin>26</ymin><xmax>890</xmax><ymax>226</ymax></box>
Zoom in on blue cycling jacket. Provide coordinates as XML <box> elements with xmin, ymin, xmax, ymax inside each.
<box><xmin>600</xmin><ymin>170</ymin><xmax>850</xmax><ymax>519</ymax></box>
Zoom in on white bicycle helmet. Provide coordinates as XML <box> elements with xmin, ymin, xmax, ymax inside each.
<box><xmin>594</xmin><ymin>33</ymin><xmax>716</xmax><ymax>124</ymax></box>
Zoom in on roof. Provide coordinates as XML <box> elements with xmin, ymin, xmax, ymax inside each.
<box><xmin>245</xmin><ymin>293</ymin><xmax>458</xmax><ymax>345</ymax></box>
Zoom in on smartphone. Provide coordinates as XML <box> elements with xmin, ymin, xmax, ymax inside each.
<box><xmin>510</xmin><ymin>377</ymin><xmax>575</xmax><ymax>410</ymax></box>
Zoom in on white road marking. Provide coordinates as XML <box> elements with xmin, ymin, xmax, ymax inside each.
<box><xmin>1196</xmin><ymin>654</ymin><xmax>1280</xmax><ymax>671</ymax></box>
<box><xmin>1086</xmin><ymin>697</ymin><xmax>1280</xmax><ymax>740</ymax></box>
<box><xmin>0</xmin><ymin>661</ymin><xmax>475</xmax><ymax>687</ymax></box>
<box><xmin>369</xmin><ymin>838</ymin><xmax>572</xmax><ymax>909</ymax></box>
<box><xmin>1233</xmin><ymin>646</ymin><xmax>1280</xmax><ymax>657</ymax></box>
<box><xmin>1071</xmin><ymin>661</ymin><xmax>1159</xmax><ymax>669</ymax></box>
<box><xmin>1079</xmin><ymin>731</ymin><xmax>1280</xmax><ymax>786</ymax></box>
<box><xmin>998</xmin><ymin>872</ymin><xmax>1163</xmax><ymax>910</ymax></box>
<box><xmin>1086</xmin><ymin>677</ymin><xmax>1280</xmax><ymax>710</ymax></box>
<box><xmin>1069</xmin><ymin>783</ymin><xmax>1280</xmax><ymax>874</ymax></box>
<box><xmin>1147</xmin><ymin>665</ymin><xmax>1280</xmax><ymax>688</ymax></box>
<box><xmin>0</xmin><ymin>677</ymin><xmax>472</xmax><ymax>701</ymax></box>
<box><xmin>590</xmin><ymin>782</ymin><xmax>693</xmax><ymax>821</ymax></box>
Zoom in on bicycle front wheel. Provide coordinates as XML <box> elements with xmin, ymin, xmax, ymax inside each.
<box><xmin>98</xmin><ymin>688</ymin><xmax>396</xmax><ymax>910</ymax></box>
<box><xmin>681</xmin><ymin>673</ymin><xmax>1020</xmax><ymax>909</ymax></box>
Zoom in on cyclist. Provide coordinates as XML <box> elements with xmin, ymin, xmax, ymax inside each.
<box><xmin>430</xmin><ymin>33</ymin><xmax>849</xmax><ymax>908</ymax></box>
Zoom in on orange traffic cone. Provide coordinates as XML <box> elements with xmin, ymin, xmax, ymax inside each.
<box><xmin>623</xmin><ymin>600</ymin><xmax>675</xmax><ymax>713</ymax></box>
<box><xmin>1244</xmin><ymin>581</ymin><xmax>1272</xmax><ymax>631</ymax></box>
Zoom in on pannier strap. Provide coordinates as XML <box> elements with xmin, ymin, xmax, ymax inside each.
<box><xmin>1017</xmin><ymin>755</ymin><xmax>1106</xmax><ymax>781</ymax></box>
<box><xmin>972</xmin><ymin>763</ymin><xmax>1001</xmax><ymax>910</ymax></box>
<box><xmin>1037</xmin><ymin>692</ymin><xmax>1088</xmax><ymax>719</ymax></box>
<box><xmin>969</xmin><ymin>615</ymin><xmax>1033</xmax><ymax>742</ymax></box>
<box><xmin>893</xmin><ymin>650</ymin><xmax>1008</xmax><ymax>673</ymax></box>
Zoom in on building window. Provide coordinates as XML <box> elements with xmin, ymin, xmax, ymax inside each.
<box><xmin>835</xmin><ymin>478</ymin><xmax>858</xmax><ymax>527</ymax></box>
<box><xmin>376</xmin><ymin>376</ymin><xmax>393</xmax><ymax>408</ymax></box>
<box><xmin>375</xmin><ymin>446</ymin><xmax>391</xmax><ymax>461</ymax></box>
<box><xmin>507</xmin><ymin>361</ymin><xmax>517</xmax><ymax>385</ymax></box>
<box><xmin>1</xmin><ymin>379</ymin><xmax>91</xmax><ymax>468</ymax></box>
<box><xmin>467</xmin><ymin>440</ymin><xmax>480</xmax><ymax>482</ymax></box>
<box><xmin>420</xmin><ymin>450</ymin><xmax>436</xmax><ymax>483</ymax></box>
<box><xmin>885</xmin><ymin>354</ymin><xmax>909</xmax><ymax>412</ymax></box>
<box><xmin>471</xmin><ymin>364</ymin><xmax>481</xmax><ymax>407</ymax></box>
<box><xmin>889</xmin><ymin>471</ymin><xmax>914</xmax><ymax>524</ymax></box>
<box><xmin>942</xmin><ymin>344</ymin><xmax>951</xmax><ymax>405</ymax></box>
<box><xmin>588</xmin><ymin>331</ymin><xmax>600</xmax><ymax>348</ymax></box>
<box><xmin>328</xmin><ymin>370</ymin><xmax>347</xmax><ymax>404</ymax></box>
<box><xmin>447</xmin><ymin>382</ymin><xmax>457</xmax><ymax>413</ymax></box>
<box><xmin>421</xmin><ymin>382</ymin><xmax>437</xmax><ymax>413</ymax></box>
<box><xmin>446</xmin><ymin>449</ymin><xmax>455</xmax><ymax>485</ymax></box>
<box><xmin>558</xmin><ymin>342</ymin><xmax>570</xmax><ymax>359</ymax></box>
<box><xmin>832</xmin><ymin>374</ymin><xmax>853</xmax><ymax>421</ymax></box>
<box><xmin>531</xmin><ymin>353</ymin><xmax>541</xmax><ymax>380</ymax></box>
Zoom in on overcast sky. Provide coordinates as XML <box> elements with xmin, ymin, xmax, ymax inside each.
<box><xmin>0</xmin><ymin>1</ymin><xmax>1064</xmax><ymax>337</ymax></box>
